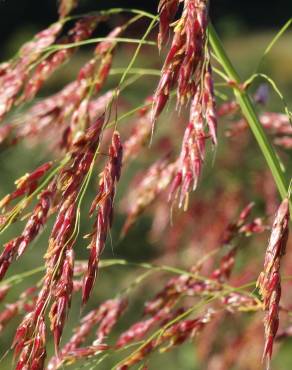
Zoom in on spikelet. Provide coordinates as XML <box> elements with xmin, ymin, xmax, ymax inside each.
<box><xmin>49</xmin><ymin>249</ymin><xmax>74</xmax><ymax>351</ymax></box>
<box><xmin>0</xmin><ymin>161</ymin><xmax>53</xmax><ymax>210</ymax></box>
<box><xmin>0</xmin><ymin>287</ymin><xmax>36</xmax><ymax>333</ymax></box>
<box><xmin>13</xmin><ymin>313</ymin><xmax>47</xmax><ymax>370</ymax></box>
<box><xmin>157</xmin><ymin>0</ymin><xmax>180</xmax><ymax>50</ymax></box>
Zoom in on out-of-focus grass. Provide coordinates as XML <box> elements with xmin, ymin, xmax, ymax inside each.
<box><xmin>224</xmin><ymin>31</ymin><xmax>292</xmax><ymax>103</ymax></box>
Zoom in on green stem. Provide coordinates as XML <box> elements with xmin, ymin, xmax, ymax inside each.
<box><xmin>208</xmin><ymin>24</ymin><xmax>290</xmax><ymax>208</ymax></box>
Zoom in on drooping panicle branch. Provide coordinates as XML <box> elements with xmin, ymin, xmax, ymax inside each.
<box><xmin>154</xmin><ymin>1</ymin><xmax>217</xmax><ymax>207</ymax></box>
<box><xmin>0</xmin><ymin>180</ymin><xmax>56</xmax><ymax>279</ymax></box>
<box><xmin>154</xmin><ymin>0</ymin><xmax>210</xmax><ymax>114</ymax></box>
<box><xmin>82</xmin><ymin>131</ymin><xmax>123</xmax><ymax>304</ymax></box>
<box><xmin>0</xmin><ymin>21</ymin><xmax>63</xmax><ymax>121</ymax></box>
<box><xmin>116</xmin><ymin>309</ymin><xmax>214</xmax><ymax>370</ymax></box>
<box><xmin>21</xmin><ymin>16</ymin><xmax>99</xmax><ymax>103</ymax></box>
<box><xmin>122</xmin><ymin>157</ymin><xmax>177</xmax><ymax>236</ymax></box>
<box><xmin>48</xmin><ymin>298</ymin><xmax>127</xmax><ymax>369</ymax></box>
<box><xmin>0</xmin><ymin>16</ymin><xmax>101</xmax><ymax>122</ymax></box>
<box><xmin>0</xmin><ymin>161</ymin><xmax>53</xmax><ymax>210</ymax></box>
<box><xmin>257</xmin><ymin>198</ymin><xmax>289</xmax><ymax>367</ymax></box>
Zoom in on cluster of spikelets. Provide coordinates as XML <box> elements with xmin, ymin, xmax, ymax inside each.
<box><xmin>0</xmin><ymin>0</ymin><xmax>291</xmax><ymax>369</ymax></box>
<box><xmin>0</xmin><ymin>202</ymin><xmax>273</xmax><ymax>369</ymax></box>
<box><xmin>257</xmin><ymin>199</ymin><xmax>290</xmax><ymax>369</ymax></box>
<box><xmin>153</xmin><ymin>0</ymin><xmax>217</xmax><ymax>208</ymax></box>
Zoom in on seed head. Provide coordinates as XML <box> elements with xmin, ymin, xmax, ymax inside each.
<box><xmin>257</xmin><ymin>199</ymin><xmax>289</xmax><ymax>367</ymax></box>
<box><xmin>82</xmin><ymin>131</ymin><xmax>123</xmax><ymax>304</ymax></box>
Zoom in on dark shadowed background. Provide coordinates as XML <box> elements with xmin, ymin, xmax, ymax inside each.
<box><xmin>0</xmin><ymin>0</ymin><xmax>291</xmax><ymax>47</ymax></box>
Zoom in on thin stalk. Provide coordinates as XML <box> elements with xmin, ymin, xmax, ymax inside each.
<box><xmin>208</xmin><ymin>24</ymin><xmax>291</xmax><ymax>212</ymax></box>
